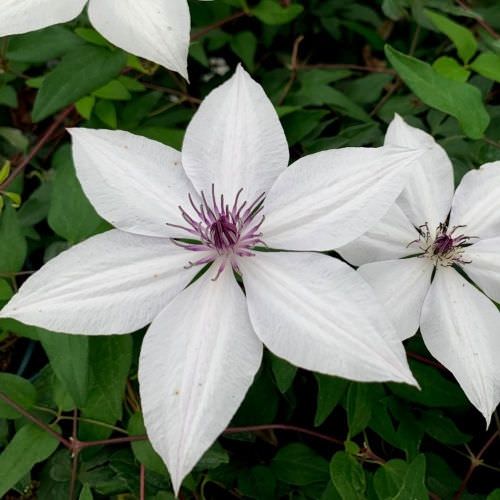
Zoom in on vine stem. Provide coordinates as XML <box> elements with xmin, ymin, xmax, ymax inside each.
<box><xmin>191</xmin><ymin>11</ymin><xmax>247</xmax><ymax>41</ymax></box>
<box><xmin>454</xmin><ymin>430</ymin><xmax>499</xmax><ymax>498</ymax></box>
<box><xmin>0</xmin><ymin>105</ymin><xmax>74</xmax><ymax>191</ymax></box>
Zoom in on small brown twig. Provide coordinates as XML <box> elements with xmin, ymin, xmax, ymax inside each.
<box><xmin>69</xmin><ymin>409</ymin><xmax>79</xmax><ymax>500</ymax></box>
<box><xmin>191</xmin><ymin>11</ymin><xmax>247</xmax><ymax>42</ymax></box>
<box><xmin>0</xmin><ymin>105</ymin><xmax>73</xmax><ymax>191</ymax></box>
<box><xmin>455</xmin><ymin>0</ymin><xmax>499</xmax><ymax>39</ymax></box>
<box><xmin>278</xmin><ymin>35</ymin><xmax>305</xmax><ymax>105</ymax></box>
<box><xmin>296</xmin><ymin>63</ymin><xmax>395</xmax><ymax>74</ymax></box>
<box><xmin>407</xmin><ymin>351</ymin><xmax>446</xmax><ymax>371</ymax></box>
<box><xmin>454</xmin><ymin>430</ymin><xmax>500</xmax><ymax>498</ymax></box>
<box><xmin>140</xmin><ymin>464</ymin><xmax>146</xmax><ymax>500</ymax></box>
<box><xmin>141</xmin><ymin>82</ymin><xmax>201</xmax><ymax>104</ymax></box>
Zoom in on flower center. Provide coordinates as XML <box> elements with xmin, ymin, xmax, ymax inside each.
<box><xmin>408</xmin><ymin>222</ymin><xmax>475</xmax><ymax>267</ymax></box>
<box><xmin>167</xmin><ymin>185</ymin><xmax>266</xmax><ymax>279</ymax></box>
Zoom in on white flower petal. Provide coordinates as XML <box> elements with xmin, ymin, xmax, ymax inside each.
<box><xmin>385</xmin><ymin>114</ymin><xmax>454</xmax><ymax>229</ymax></box>
<box><xmin>139</xmin><ymin>266</ymin><xmax>262</xmax><ymax>495</ymax></box>
<box><xmin>182</xmin><ymin>65</ymin><xmax>289</xmax><ymax>202</ymax></box>
<box><xmin>88</xmin><ymin>0</ymin><xmax>190</xmax><ymax>78</ymax></box>
<box><xmin>240</xmin><ymin>251</ymin><xmax>417</xmax><ymax>385</ymax></box>
<box><xmin>262</xmin><ymin>146</ymin><xmax>421</xmax><ymax>251</ymax></box>
<box><xmin>420</xmin><ymin>267</ymin><xmax>500</xmax><ymax>424</ymax></box>
<box><xmin>337</xmin><ymin>204</ymin><xmax>419</xmax><ymax>266</ymax></box>
<box><xmin>0</xmin><ymin>0</ymin><xmax>86</xmax><ymax>36</ymax></box>
<box><xmin>463</xmin><ymin>237</ymin><xmax>500</xmax><ymax>303</ymax></box>
<box><xmin>450</xmin><ymin>161</ymin><xmax>500</xmax><ymax>239</ymax></box>
<box><xmin>358</xmin><ymin>258</ymin><xmax>433</xmax><ymax>340</ymax></box>
<box><xmin>69</xmin><ymin>128</ymin><xmax>194</xmax><ymax>238</ymax></box>
<box><xmin>0</xmin><ymin>230</ymin><xmax>199</xmax><ymax>334</ymax></box>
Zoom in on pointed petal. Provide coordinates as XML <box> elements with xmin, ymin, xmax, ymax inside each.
<box><xmin>240</xmin><ymin>252</ymin><xmax>416</xmax><ymax>385</ymax></box>
<box><xmin>358</xmin><ymin>258</ymin><xmax>433</xmax><ymax>340</ymax></box>
<box><xmin>182</xmin><ymin>65</ymin><xmax>289</xmax><ymax>202</ymax></box>
<box><xmin>463</xmin><ymin>237</ymin><xmax>500</xmax><ymax>303</ymax></box>
<box><xmin>0</xmin><ymin>230</ymin><xmax>199</xmax><ymax>334</ymax></box>
<box><xmin>139</xmin><ymin>267</ymin><xmax>262</xmax><ymax>494</ymax></box>
<box><xmin>450</xmin><ymin>161</ymin><xmax>500</xmax><ymax>239</ymax></box>
<box><xmin>385</xmin><ymin>114</ymin><xmax>454</xmax><ymax>229</ymax></box>
<box><xmin>0</xmin><ymin>0</ymin><xmax>86</xmax><ymax>36</ymax></box>
<box><xmin>88</xmin><ymin>0</ymin><xmax>190</xmax><ymax>78</ymax></box>
<box><xmin>262</xmin><ymin>146</ymin><xmax>422</xmax><ymax>251</ymax></box>
<box><xmin>337</xmin><ymin>204</ymin><xmax>419</xmax><ymax>266</ymax></box>
<box><xmin>69</xmin><ymin>128</ymin><xmax>194</xmax><ymax>238</ymax></box>
<box><xmin>420</xmin><ymin>267</ymin><xmax>500</xmax><ymax>424</ymax></box>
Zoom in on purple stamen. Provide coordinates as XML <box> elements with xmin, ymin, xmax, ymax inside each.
<box><xmin>168</xmin><ymin>185</ymin><xmax>266</xmax><ymax>279</ymax></box>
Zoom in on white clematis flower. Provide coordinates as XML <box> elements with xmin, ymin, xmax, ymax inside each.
<box><xmin>0</xmin><ymin>67</ymin><xmax>420</xmax><ymax>494</ymax></box>
<box><xmin>339</xmin><ymin>114</ymin><xmax>500</xmax><ymax>424</ymax></box>
<box><xmin>0</xmin><ymin>0</ymin><xmax>190</xmax><ymax>78</ymax></box>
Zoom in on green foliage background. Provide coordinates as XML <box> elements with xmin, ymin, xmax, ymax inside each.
<box><xmin>0</xmin><ymin>0</ymin><xmax>499</xmax><ymax>498</ymax></box>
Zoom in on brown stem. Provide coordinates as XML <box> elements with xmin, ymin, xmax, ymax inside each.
<box><xmin>141</xmin><ymin>82</ymin><xmax>201</xmax><ymax>104</ymax></box>
<box><xmin>69</xmin><ymin>409</ymin><xmax>80</xmax><ymax>500</ymax></box>
<box><xmin>140</xmin><ymin>464</ymin><xmax>146</xmax><ymax>500</ymax></box>
<box><xmin>455</xmin><ymin>0</ymin><xmax>499</xmax><ymax>39</ymax></box>
<box><xmin>191</xmin><ymin>11</ymin><xmax>247</xmax><ymax>41</ymax></box>
<box><xmin>454</xmin><ymin>430</ymin><xmax>499</xmax><ymax>498</ymax></box>
<box><xmin>0</xmin><ymin>105</ymin><xmax>73</xmax><ymax>191</ymax></box>
<box><xmin>0</xmin><ymin>390</ymin><xmax>71</xmax><ymax>448</ymax></box>
<box><xmin>407</xmin><ymin>351</ymin><xmax>446</xmax><ymax>371</ymax></box>
<box><xmin>278</xmin><ymin>35</ymin><xmax>305</xmax><ymax>105</ymax></box>
<box><xmin>296</xmin><ymin>63</ymin><xmax>395</xmax><ymax>74</ymax></box>
<box><xmin>224</xmin><ymin>423</ymin><xmax>344</xmax><ymax>445</ymax></box>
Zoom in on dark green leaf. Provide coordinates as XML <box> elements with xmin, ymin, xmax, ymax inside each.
<box><xmin>33</xmin><ymin>45</ymin><xmax>126</xmax><ymax>121</ymax></box>
<box><xmin>373</xmin><ymin>459</ymin><xmax>408</xmax><ymax>499</ymax></box>
<box><xmin>230</xmin><ymin>32</ymin><xmax>257</xmax><ymax>71</ymax></box>
<box><xmin>272</xmin><ymin>443</ymin><xmax>329</xmax><ymax>486</ymax></box>
<box><xmin>329</xmin><ymin>451</ymin><xmax>366</xmax><ymax>500</ymax></box>
<box><xmin>0</xmin><ymin>204</ymin><xmax>27</xmax><ymax>273</ymax></box>
<box><xmin>47</xmin><ymin>145</ymin><xmax>105</xmax><ymax>242</ymax></box>
<box><xmin>385</xmin><ymin>44</ymin><xmax>489</xmax><ymax>139</ymax></box>
<box><xmin>314</xmin><ymin>374</ymin><xmax>348</xmax><ymax>427</ymax></box>
<box><xmin>0</xmin><ymin>373</ymin><xmax>37</xmax><ymax>419</ymax></box>
<box><xmin>419</xmin><ymin>411</ymin><xmax>471</xmax><ymax>444</ymax></box>
<box><xmin>238</xmin><ymin>465</ymin><xmax>277</xmax><ymax>500</ymax></box>
<box><xmin>38</xmin><ymin>329</ymin><xmax>89</xmax><ymax>408</ymax></box>
<box><xmin>270</xmin><ymin>354</ymin><xmax>297</xmax><ymax>393</ymax></box>
<box><xmin>392</xmin><ymin>454</ymin><xmax>427</xmax><ymax>500</ymax></box>
<box><xmin>470</xmin><ymin>52</ymin><xmax>500</xmax><ymax>83</ymax></box>
<box><xmin>7</xmin><ymin>26</ymin><xmax>84</xmax><ymax>63</ymax></box>
<box><xmin>0</xmin><ymin>423</ymin><xmax>60</xmax><ymax>497</ymax></box>
<box><xmin>252</xmin><ymin>0</ymin><xmax>304</xmax><ymax>25</ymax></box>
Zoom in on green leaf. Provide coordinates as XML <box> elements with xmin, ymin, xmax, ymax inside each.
<box><xmin>47</xmin><ymin>145</ymin><xmax>105</xmax><ymax>242</ymax></box>
<box><xmin>329</xmin><ymin>451</ymin><xmax>365</xmax><ymax>500</ymax></box>
<box><xmin>95</xmin><ymin>100</ymin><xmax>117</xmax><ymax>128</ymax></box>
<box><xmin>270</xmin><ymin>354</ymin><xmax>297</xmax><ymax>393</ymax></box>
<box><xmin>419</xmin><ymin>411</ymin><xmax>471</xmax><ymax>444</ymax></box>
<box><xmin>388</xmin><ymin>360</ymin><xmax>468</xmax><ymax>407</ymax></box>
<box><xmin>0</xmin><ymin>423</ymin><xmax>60</xmax><ymax>497</ymax></box>
<box><xmin>75</xmin><ymin>95</ymin><xmax>96</xmax><ymax>120</ymax></box>
<box><xmin>0</xmin><ymin>204</ymin><xmax>27</xmax><ymax>273</ymax></box>
<box><xmin>385</xmin><ymin>44</ymin><xmax>489</xmax><ymax>139</ymax></box>
<box><xmin>0</xmin><ymin>160</ymin><xmax>10</xmax><ymax>184</ymax></box>
<box><xmin>0</xmin><ymin>278</ymin><xmax>13</xmax><ymax>301</ymax></box>
<box><xmin>128</xmin><ymin>412</ymin><xmax>168</xmax><ymax>475</ymax></box>
<box><xmin>425</xmin><ymin>453</ymin><xmax>461</xmax><ymax>498</ymax></box>
<box><xmin>92</xmin><ymin>80</ymin><xmax>131</xmax><ymax>101</ymax></box>
<box><xmin>79</xmin><ymin>336</ymin><xmax>132</xmax><ymax>441</ymax></box>
<box><xmin>433</xmin><ymin>56</ymin><xmax>470</xmax><ymax>82</ymax></box>
<box><xmin>7</xmin><ymin>26</ymin><xmax>84</xmax><ymax>63</ymax></box>
<box><xmin>470</xmin><ymin>51</ymin><xmax>500</xmax><ymax>82</ymax></box>
<box><xmin>0</xmin><ymin>128</ymin><xmax>28</xmax><ymax>151</ymax></box>
<box><xmin>79</xmin><ymin>484</ymin><xmax>94</xmax><ymax>500</ymax></box>
<box><xmin>392</xmin><ymin>455</ymin><xmax>427</xmax><ymax>500</ymax></box>
<box><xmin>0</xmin><ymin>373</ymin><xmax>37</xmax><ymax>419</ymax></box>
<box><xmin>32</xmin><ymin>45</ymin><xmax>126</xmax><ymax>122</ymax></box>
<box><xmin>38</xmin><ymin>329</ymin><xmax>89</xmax><ymax>408</ymax></box>
<box><xmin>314</xmin><ymin>374</ymin><xmax>348</xmax><ymax>427</ymax></box>
<box><xmin>238</xmin><ymin>465</ymin><xmax>277</xmax><ymax>500</ymax></box>
<box><xmin>252</xmin><ymin>0</ymin><xmax>304</xmax><ymax>25</ymax></box>
<box><xmin>272</xmin><ymin>443</ymin><xmax>329</xmax><ymax>486</ymax></box>
<box><xmin>488</xmin><ymin>490</ymin><xmax>500</xmax><ymax>500</ymax></box>
<box><xmin>373</xmin><ymin>459</ymin><xmax>408</xmax><ymax>499</ymax></box>
<box><xmin>230</xmin><ymin>32</ymin><xmax>257</xmax><ymax>71</ymax></box>
<box><xmin>425</xmin><ymin>9</ymin><xmax>477</xmax><ymax>63</ymax></box>
<box><xmin>0</xmin><ymin>85</ymin><xmax>18</xmax><ymax>108</ymax></box>
<box><xmin>346</xmin><ymin>383</ymin><xmax>378</xmax><ymax>438</ymax></box>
